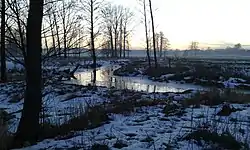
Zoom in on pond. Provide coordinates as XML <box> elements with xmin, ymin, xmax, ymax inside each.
<box><xmin>68</xmin><ymin>64</ymin><xmax>205</xmax><ymax>93</ymax></box>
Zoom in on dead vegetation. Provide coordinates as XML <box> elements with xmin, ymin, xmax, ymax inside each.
<box><xmin>181</xmin><ymin>88</ymin><xmax>250</xmax><ymax>107</ymax></box>
<box><xmin>184</xmin><ymin>129</ymin><xmax>247</xmax><ymax>150</ymax></box>
<box><xmin>40</xmin><ymin>105</ymin><xmax>110</xmax><ymax>140</ymax></box>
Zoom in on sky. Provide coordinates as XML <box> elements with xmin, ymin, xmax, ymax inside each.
<box><xmin>107</xmin><ymin>0</ymin><xmax>250</xmax><ymax>49</ymax></box>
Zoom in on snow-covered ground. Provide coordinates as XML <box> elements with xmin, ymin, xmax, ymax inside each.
<box><xmin>1</xmin><ymin>81</ymin><xmax>250</xmax><ymax>149</ymax></box>
<box><xmin>1</xmin><ymin>61</ymin><xmax>24</xmax><ymax>71</ymax></box>
<box><xmin>1</xmin><ymin>59</ymin><xmax>250</xmax><ymax>149</ymax></box>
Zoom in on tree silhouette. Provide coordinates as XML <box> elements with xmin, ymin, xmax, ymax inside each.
<box><xmin>148</xmin><ymin>0</ymin><xmax>157</xmax><ymax>68</ymax></box>
<box><xmin>15</xmin><ymin>0</ymin><xmax>44</xmax><ymax>144</ymax></box>
<box><xmin>1</xmin><ymin>0</ymin><xmax>7</xmax><ymax>81</ymax></box>
<box><xmin>234</xmin><ymin>43</ymin><xmax>242</xmax><ymax>49</ymax></box>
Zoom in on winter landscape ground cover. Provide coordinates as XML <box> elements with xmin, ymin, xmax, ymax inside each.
<box><xmin>1</xmin><ymin>58</ymin><xmax>250</xmax><ymax>150</ymax></box>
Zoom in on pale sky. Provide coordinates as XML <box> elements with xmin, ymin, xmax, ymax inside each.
<box><xmin>108</xmin><ymin>0</ymin><xmax>250</xmax><ymax>49</ymax></box>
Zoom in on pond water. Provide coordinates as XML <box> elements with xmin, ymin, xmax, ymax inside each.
<box><xmin>69</xmin><ymin>65</ymin><xmax>205</xmax><ymax>93</ymax></box>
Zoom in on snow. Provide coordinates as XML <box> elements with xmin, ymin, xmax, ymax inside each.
<box><xmin>184</xmin><ymin>76</ymin><xmax>192</xmax><ymax>80</ymax></box>
<box><xmin>2</xmin><ymin>81</ymin><xmax>248</xmax><ymax>150</ymax></box>
<box><xmin>12</xmin><ymin>102</ymin><xmax>250</xmax><ymax>150</ymax></box>
<box><xmin>2</xmin><ymin>59</ymin><xmax>250</xmax><ymax>149</ymax></box>
<box><xmin>222</xmin><ymin>77</ymin><xmax>248</xmax><ymax>88</ymax></box>
<box><xmin>5</xmin><ymin>61</ymin><xmax>24</xmax><ymax>71</ymax></box>
<box><xmin>160</xmin><ymin>74</ymin><xmax>175</xmax><ymax>79</ymax></box>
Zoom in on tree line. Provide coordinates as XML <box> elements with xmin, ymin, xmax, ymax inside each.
<box><xmin>0</xmin><ymin>0</ymin><xmax>169</xmax><ymax>146</ymax></box>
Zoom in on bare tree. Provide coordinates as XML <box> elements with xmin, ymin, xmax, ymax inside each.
<box><xmin>101</xmin><ymin>4</ymin><xmax>114</xmax><ymax>57</ymax></box>
<box><xmin>90</xmin><ymin>0</ymin><xmax>96</xmax><ymax>83</ymax></box>
<box><xmin>53</xmin><ymin>10</ymin><xmax>61</xmax><ymax>55</ymax></box>
<box><xmin>47</xmin><ymin>4</ymin><xmax>56</xmax><ymax>52</ymax></box>
<box><xmin>113</xmin><ymin>5</ymin><xmax>123</xmax><ymax>57</ymax></box>
<box><xmin>5</xmin><ymin>0</ymin><xmax>28</xmax><ymax>65</ymax></box>
<box><xmin>101</xmin><ymin>4</ymin><xmax>133</xmax><ymax>58</ymax></box>
<box><xmin>119</xmin><ymin>15</ymin><xmax>123</xmax><ymax>57</ymax></box>
<box><xmin>158</xmin><ymin>31</ymin><xmax>169</xmax><ymax>57</ymax></box>
<box><xmin>155</xmin><ymin>32</ymin><xmax>159</xmax><ymax>54</ymax></box>
<box><xmin>159</xmin><ymin>32</ymin><xmax>163</xmax><ymax>57</ymax></box>
<box><xmin>189</xmin><ymin>41</ymin><xmax>199</xmax><ymax>50</ymax></box>
<box><xmin>142</xmin><ymin>0</ymin><xmax>151</xmax><ymax>67</ymax></box>
<box><xmin>61</xmin><ymin>0</ymin><xmax>67</xmax><ymax>58</ymax></box>
<box><xmin>148</xmin><ymin>0</ymin><xmax>157</xmax><ymax>68</ymax></box>
<box><xmin>42</xmin><ymin>0</ymin><xmax>59</xmax><ymax>56</ymax></box>
<box><xmin>189</xmin><ymin>41</ymin><xmax>199</xmax><ymax>56</ymax></box>
<box><xmin>100</xmin><ymin>39</ymin><xmax>111</xmax><ymax>57</ymax></box>
<box><xmin>122</xmin><ymin>8</ymin><xmax>133</xmax><ymax>58</ymax></box>
<box><xmin>234</xmin><ymin>43</ymin><xmax>242</xmax><ymax>49</ymax></box>
<box><xmin>41</xmin><ymin>0</ymin><xmax>85</xmax><ymax>59</ymax></box>
<box><xmin>15</xmin><ymin>0</ymin><xmax>44</xmax><ymax>144</ymax></box>
<box><xmin>80</xmin><ymin>0</ymin><xmax>102</xmax><ymax>84</ymax></box>
<box><xmin>1</xmin><ymin>0</ymin><xmax>7</xmax><ymax>81</ymax></box>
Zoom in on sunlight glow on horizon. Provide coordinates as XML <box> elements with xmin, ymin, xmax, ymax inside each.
<box><xmin>108</xmin><ymin>0</ymin><xmax>250</xmax><ymax>49</ymax></box>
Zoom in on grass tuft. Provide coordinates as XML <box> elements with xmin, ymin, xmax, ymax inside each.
<box><xmin>40</xmin><ymin>105</ymin><xmax>110</xmax><ymax>140</ymax></box>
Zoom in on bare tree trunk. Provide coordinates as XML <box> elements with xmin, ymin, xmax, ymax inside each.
<box><xmin>148</xmin><ymin>0</ymin><xmax>157</xmax><ymax>68</ymax></box>
<box><xmin>1</xmin><ymin>0</ymin><xmax>6</xmax><ymax>81</ymax></box>
<box><xmin>114</xmin><ymin>29</ymin><xmax>117</xmax><ymax>57</ymax></box>
<box><xmin>160</xmin><ymin>34</ymin><xmax>163</xmax><ymax>58</ymax></box>
<box><xmin>90</xmin><ymin>0</ymin><xmax>96</xmax><ymax>84</ymax></box>
<box><xmin>143</xmin><ymin>0</ymin><xmax>151</xmax><ymax>67</ymax></box>
<box><xmin>109</xmin><ymin>27</ymin><xmax>114</xmax><ymax>57</ymax></box>
<box><xmin>119</xmin><ymin>18</ymin><xmax>122</xmax><ymax>58</ymax></box>
<box><xmin>126</xmin><ymin>39</ymin><xmax>129</xmax><ymax>57</ymax></box>
<box><xmin>78</xmin><ymin>28</ymin><xmax>81</xmax><ymax>58</ymax></box>
<box><xmin>123</xmin><ymin>26</ymin><xmax>126</xmax><ymax>58</ymax></box>
<box><xmin>53</xmin><ymin>12</ymin><xmax>61</xmax><ymax>56</ymax></box>
<box><xmin>43</xmin><ymin>26</ymin><xmax>49</xmax><ymax>54</ymax></box>
<box><xmin>48</xmin><ymin>14</ymin><xmax>56</xmax><ymax>52</ymax></box>
<box><xmin>156</xmin><ymin>34</ymin><xmax>159</xmax><ymax>57</ymax></box>
<box><xmin>15</xmin><ymin>0</ymin><xmax>43</xmax><ymax>144</ymax></box>
<box><xmin>14</xmin><ymin>0</ymin><xmax>27</xmax><ymax>63</ymax></box>
<box><xmin>62</xmin><ymin>1</ymin><xmax>67</xmax><ymax>58</ymax></box>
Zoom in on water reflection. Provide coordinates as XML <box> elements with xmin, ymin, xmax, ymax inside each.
<box><xmin>71</xmin><ymin>65</ymin><xmax>203</xmax><ymax>93</ymax></box>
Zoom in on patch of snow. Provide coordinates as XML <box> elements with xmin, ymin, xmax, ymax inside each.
<box><xmin>5</xmin><ymin>61</ymin><xmax>24</xmax><ymax>71</ymax></box>
<box><xmin>228</xmin><ymin>77</ymin><xmax>246</xmax><ymax>83</ymax></box>
<box><xmin>160</xmin><ymin>74</ymin><xmax>175</xmax><ymax>79</ymax></box>
<box><xmin>222</xmin><ymin>77</ymin><xmax>247</xmax><ymax>88</ymax></box>
<box><xmin>184</xmin><ymin>76</ymin><xmax>192</xmax><ymax>80</ymax></box>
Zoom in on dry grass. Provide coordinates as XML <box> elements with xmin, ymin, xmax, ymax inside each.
<box><xmin>40</xmin><ymin>105</ymin><xmax>110</xmax><ymax>140</ymax></box>
<box><xmin>106</xmin><ymin>99</ymin><xmax>166</xmax><ymax>114</ymax></box>
<box><xmin>184</xmin><ymin>129</ymin><xmax>245</xmax><ymax>150</ymax></box>
<box><xmin>39</xmin><ymin>97</ymin><xmax>166</xmax><ymax>141</ymax></box>
<box><xmin>181</xmin><ymin>88</ymin><xmax>250</xmax><ymax>107</ymax></box>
